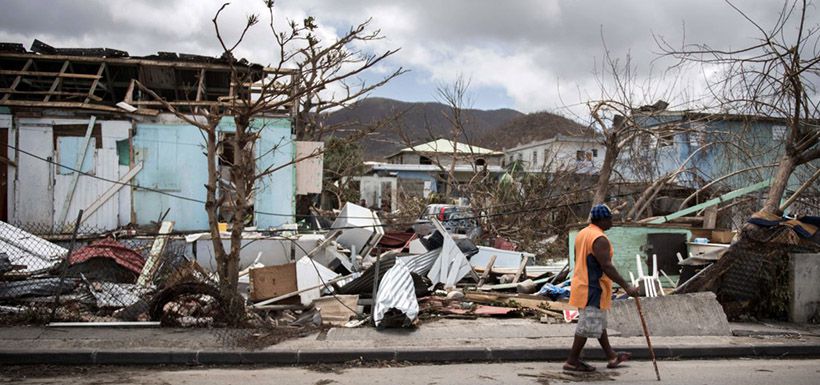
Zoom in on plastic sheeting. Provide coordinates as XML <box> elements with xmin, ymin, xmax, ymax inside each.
<box><xmin>374</xmin><ymin>259</ymin><xmax>418</xmax><ymax>327</ymax></box>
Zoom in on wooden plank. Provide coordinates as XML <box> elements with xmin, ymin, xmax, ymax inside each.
<box><xmin>137</xmin><ymin>221</ymin><xmax>174</xmax><ymax>286</ymax></box>
<box><xmin>649</xmin><ymin>179</ymin><xmax>772</xmax><ymax>224</ymax></box>
<box><xmin>0</xmin><ymin>69</ymin><xmax>102</xmax><ymax>79</ymax></box>
<box><xmin>194</xmin><ymin>68</ymin><xmax>205</xmax><ymax>114</ymax></box>
<box><xmin>84</xmin><ymin>63</ymin><xmax>106</xmax><ymax>104</ymax></box>
<box><xmin>0</xmin><ymin>89</ymin><xmax>102</xmax><ymax>101</ymax></box>
<box><xmin>57</xmin><ymin>116</ymin><xmax>96</xmax><ymax>228</ymax></box>
<box><xmin>0</xmin><ymin>100</ymin><xmax>122</xmax><ymax>112</ymax></box>
<box><xmin>79</xmin><ymin>162</ymin><xmax>143</xmax><ymax>224</ymax></box>
<box><xmin>0</xmin><ymin>59</ymin><xmax>32</xmax><ymax>102</ymax></box>
<box><xmin>464</xmin><ymin>292</ymin><xmax>573</xmax><ymax>312</ymax></box>
<box><xmin>512</xmin><ymin>256</ymin><xmax>528</xmax><ymax>284</ymax></box>
<box><xmin>476</xmin><ymin>255</ymin><xmax>496</xmax><ymax>287</ymax></box>
<box><xmin>0</xmin><ymin>52</ymin><xmax>298</xmax><ymax>73</ymax></box>
<box><xmin>43</xmin><ymin>61</ymin><xmax>69</xmax><ymax>102</ymax></box>
<box><xmin>477</xmin><ymin>276</ymin><xmax>552</xmax><ymax>291</ymax></box>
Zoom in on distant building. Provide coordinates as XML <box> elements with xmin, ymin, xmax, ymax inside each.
<box><xmin>385</xmin><ymin>138</ymin><xmax>504</xmax><ymax>167</ymax></box>
<box><xmin>503</xmin><ymin>134</ymin><xmax>605</xmax><ymax>174</ymax></box>
<box><xmin>358</xmin><ymin>139</ymin><xmax>504</xmax><ymax>207</ymax></box>
<box><xmin>627</xmin><ymin>110</ymin><xmax>818</xmax><ymax>191</ymax></box>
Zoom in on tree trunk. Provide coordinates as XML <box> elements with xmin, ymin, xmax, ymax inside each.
<box><xmin>204</xmin><ymin>122</ymin><xmax>235</xmax><ymax>313</ymax></box>
<box><xmin>761</xmin><ymin>153</ymin><xmax>797</xmax><ymax>214</ymax></box>
<box><xmin>592</xmin><ymin>138</ymin><xmax>620</xmax><ymax>208</ymax></box>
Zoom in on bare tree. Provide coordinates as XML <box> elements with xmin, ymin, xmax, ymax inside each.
<box><xmin>659</xmin><ymin>0</ymin><xmax>820</xmax><ymax>215</ymax></box>
<box><xmin>131</xmin><ymin>2</ymin><xmax>403</xmax><ymax>319</ymax></box>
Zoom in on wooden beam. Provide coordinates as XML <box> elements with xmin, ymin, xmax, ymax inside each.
<box><xmin>0</xmin><ymin>59</ymin><xmax>33</xmax><ymax>102</ymax></box>
<box><xmin>0</xmin><ymin>89</ymin><xmax>102</xmax><ymax>102</ymax></box>
<box><xmin>79</xmin><ymin>162</ymin><xmax>143</xmax><ymax>224</ymax></box>
<box><xmin>43</xmin><ymin>61</ymin><xmax>69</xmax><ymax>102</ymax></box>
<box><xmin>84</xmin><ymin>63</ymin><xmax>106</xmax><ymax>104</ymax></box>
<box><xmin>648</xmin><ymin>179</ymin><xmax>772</xmax><ymax>224</ymax></box>
<box><xmin>0</xmin><ymin>70</ymin><xmax>101</xmax><ymax>79</ymax></box>
<box><xmin>57</xmin><ymin>116</ymin><xmax>96</xmax><ymax>228</ymax></box>
<box><xmin>0</xmin><ymin>52</ymin><xmax>297</xmax><ymax>73</ymax></box>
<box><xmin>512</xmin><ymin>256</ymin><xmax>528</xmax><ymax>284</ymax></box>
<box><xmin>194</xmin><ymin>68</ymin><xmax>205</xmax><ymax>114</ymax></box>
<box><xmin>0</xmin><ymin>100</ymin><xmax>122</xmax><ymax>112</ymax></box>
<box><xmin>137</xmin><ymin>221</ymin><xmax>174</xmax><ymax>287</ymax></box>
<box><xmin>476</xmin><ymin>255</ymin><xmax>496</xmax><ymax>287</ymax></box>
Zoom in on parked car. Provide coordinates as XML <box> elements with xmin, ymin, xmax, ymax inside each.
<box><xmin>412</xmin><ymin>204</ymin><xmax>482</xmax><ymax>240</ymax></box>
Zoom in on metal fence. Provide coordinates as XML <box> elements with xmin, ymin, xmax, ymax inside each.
<box><xmin>0</xmin><ymin>220</ymin><xmax>197</xmax><ymax>325</ymax></box>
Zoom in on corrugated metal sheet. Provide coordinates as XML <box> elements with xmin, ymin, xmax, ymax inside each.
<box><xmin>427</xmin><ymin>219</ymin><xmax>471</xmax><ymax>289</ymax></box>
<box><xmin>396</xmin><ymin>248</ymin><xmax>440</xmax><ymax>275</ymax></box>
<box><xmin>0</xmin><ymin>221</ymin><xmax>66</xmax><ymax>274</ymax></box>
<box><xmin>373</xmin><ymin>258</ymin><xmax>419</xmax><ymax>326</ymax></box>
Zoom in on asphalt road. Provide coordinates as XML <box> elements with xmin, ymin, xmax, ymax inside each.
<box><xmin>1</xmin><ymin>359</ymin><xmax>818</xmax><ymax>385</ymax></box>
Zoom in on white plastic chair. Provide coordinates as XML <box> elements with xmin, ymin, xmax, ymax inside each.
<box><xmin>635</xmin><ymin>254</ymin><xmax>664</xmax><ymax>297</ymax></box>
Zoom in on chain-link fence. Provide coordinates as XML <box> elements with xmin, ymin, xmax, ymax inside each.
<box><xmin>0</xmin><ymin>220</ymin><xmax>206</xmax><ymax>325</ymax></box>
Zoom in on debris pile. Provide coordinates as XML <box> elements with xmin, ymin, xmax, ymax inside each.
<box><xmin>676</xmin><ymin>212</ymin><xmax>820</xmax><ymax>320</ymax></box>
<box><xmin>4</xmin><ymin>199</ymin><xmax>813</xmax><ymax>341</ymax></box>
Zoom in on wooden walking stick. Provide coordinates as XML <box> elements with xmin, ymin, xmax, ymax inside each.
<box><xmin>634</xmin><ymin>296</ymin><xmax>661</xmax><ymax>381</ymax></box>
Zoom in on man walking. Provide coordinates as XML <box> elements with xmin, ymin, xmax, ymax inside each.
<box><xmin>564</xmin><ymin>204</ymin><xmax>639</xmax><ymax>372</ymax></box>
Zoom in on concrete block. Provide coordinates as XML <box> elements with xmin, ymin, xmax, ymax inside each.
<box><xmin>789</xmin><ymin>253</ymin><xmax>820</xmax><ymax>323</ymax></box>
<box><xmin>608</xmin><ymin>292</ymin><xmax>731</xmax><ymax>337</ymax></box>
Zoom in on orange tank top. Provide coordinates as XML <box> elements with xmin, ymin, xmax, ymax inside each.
<box><xmin>569</xmin><ymin>224</ymin><xmax>614</xmax><ymax>310</ymax></box>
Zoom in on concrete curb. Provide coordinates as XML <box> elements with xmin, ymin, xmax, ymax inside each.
<box><xmin>1</xmin><ymin>344</ymin><xmax>819</xmax><ymax>365</ymax></box>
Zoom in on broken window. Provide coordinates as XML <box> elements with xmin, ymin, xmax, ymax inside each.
<box><xmin>216</xmin><ymin>132</ymin><xmax>256</xmax><ymax>224</ymax></box>
<box><xmin>116</xmin><ymin>139</ymin><xmax>130</xmax><ymax>166</ymax></box>
<box><xmin>56</xmin><ymin>136</ymin><xmax>95</xmax><ymax>175</ymax></box>
<box><xmin>592</xmin><ymin>148</ymin><xmax>598</xmax><ymax>158</ymax></box>
<box><xmin>576</xmin><ymin>150</ymin><xmax>585</xmax><ymax>161</ymax></box>
<box><xmin>53</xmin><ymin>123</ymin><xmax>102</xmax><ymax>175</ymax></box>
<box><xmin>771</xmin><ymin>125</ymin><xmax>787</xmax><ymax>141</ymax></box>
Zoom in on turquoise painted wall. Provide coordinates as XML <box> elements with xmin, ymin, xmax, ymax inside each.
<box><xmin>133</xmin><ymin>123</ymin><xmax>210</xmax><ymax>230</ymax></box>
<box><xmin>133</xmin><ymin>117</ymin><xmax>294</xmax><ymax>231</ymax></box>
<box><xmin>568</xmin><ymin>225</ymin><xmax>692</xmax><ymax>287</ymax></box>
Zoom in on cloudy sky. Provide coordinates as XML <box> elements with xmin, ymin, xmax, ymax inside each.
<box><xmin>0</xmin><ymin>0</ymin><xmax>810</xmax><ymax>119</ymax></box>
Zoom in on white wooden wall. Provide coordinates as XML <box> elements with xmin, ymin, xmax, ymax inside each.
<box><xmin>8</xmin><ymin>117</ymin><xmax>131</xmax><ymax>230</ymax></box>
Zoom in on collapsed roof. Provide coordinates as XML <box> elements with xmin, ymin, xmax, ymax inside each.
<box><xmin>0</xmin><ymin>40</ymin><xmax>295</xmax><ymax>115</ymax></box>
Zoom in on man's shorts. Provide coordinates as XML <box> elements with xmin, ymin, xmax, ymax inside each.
<box><xmin>575</xmin><ymin>306</ymin><xmax>607</xmax><ymax>338</ymax></box>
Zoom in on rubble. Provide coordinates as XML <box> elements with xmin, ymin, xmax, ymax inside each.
<box><xmin>6</xmin><ymin>189</ymin><xmax>809</xmax><ymax>351</ymax></box>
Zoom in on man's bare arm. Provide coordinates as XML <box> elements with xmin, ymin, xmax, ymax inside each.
<box><xmin>592</xmin><ymin>236</ymin><xmax>638</xmax><ymax>296</ymax></box>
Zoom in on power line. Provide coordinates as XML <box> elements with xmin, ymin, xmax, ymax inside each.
<box><xmin>6</xmin><ymin>141</ymin><xmax>650</xmax><ymax>232</ymax></box>
<box><xmin>6</xmin><ymin>141</ymin><xmax>608</xmax><ymax>222</ymax></box>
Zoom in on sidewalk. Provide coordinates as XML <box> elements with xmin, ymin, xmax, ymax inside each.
<box><xmin>1</xmin><ymin>319</ymin><xmax>819</xmax><ymax>365</ymax></box>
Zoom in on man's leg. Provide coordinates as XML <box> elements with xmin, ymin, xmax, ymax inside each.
<box><xmin>566</xmin><ymin>335</ymin><xmax>588</xmax><ymax>365</ymax></box>
<box><xmin>599</xmin><ymin>329</ymin><xmax>632</xmax><ymax>368</ymax></box>
<box><xmin>597</xmin><ymin>329</ymin><xmax>617</xmax><ymax>361</ymax></box>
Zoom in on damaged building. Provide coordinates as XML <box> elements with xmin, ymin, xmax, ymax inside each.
<box><xmin>0</xmin><ymin>40</ymin><xmax>320</xmax><ymax>233</ymax></box>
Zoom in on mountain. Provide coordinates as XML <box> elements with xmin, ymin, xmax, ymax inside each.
<box><xmin>322</xmin><ymin>97</ymin><xmax>589</xmax><ymax>160</ymax></box>
<box><xmin>475</xmin><ymin>110</ymin><xmax>590</xmax><ymax>150</ymax></box>
<box><xmin>323</xmin><ymin>98</ymin><xmax>523</xmax><ymax>160</ymax></box>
